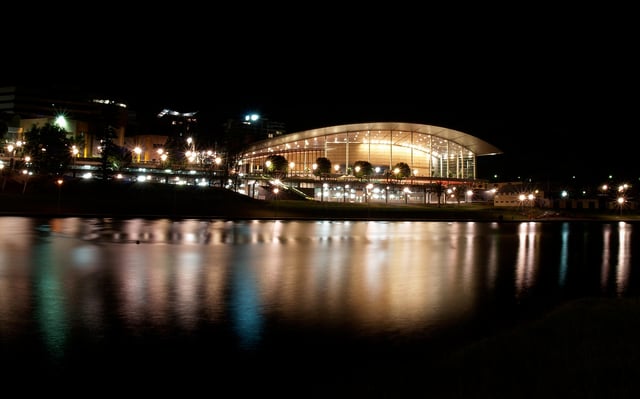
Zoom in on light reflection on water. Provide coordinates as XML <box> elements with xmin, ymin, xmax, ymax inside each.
<box><xmin>0</xmin><ymin>217</ymin><xmax>638</xmax><ymax>393</ymax></box>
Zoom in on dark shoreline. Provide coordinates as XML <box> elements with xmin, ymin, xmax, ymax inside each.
<box><xmin>1</xmin><ymin>177</ymin><xmax>637</xmax><ymax>222</ymax></box>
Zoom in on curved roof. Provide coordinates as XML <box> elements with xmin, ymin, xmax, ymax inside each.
<box><xmin>243</xmin><ymin>122</ymin><xmax>503</xmax><ymax>156</ymax></box>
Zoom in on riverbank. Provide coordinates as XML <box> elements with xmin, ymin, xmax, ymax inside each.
<box><xmin>1</xmin><ymin>176</ymin><xmax>637</xmax><ymax>222</ymax></box>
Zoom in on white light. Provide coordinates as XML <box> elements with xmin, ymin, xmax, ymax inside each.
<box><xmin>54</xmin><ymin>115</ymin><xmax>68</xmax><ymax>129</ymax></box>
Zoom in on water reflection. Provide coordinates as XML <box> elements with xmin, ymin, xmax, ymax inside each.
<box><xmin>1</xmin><ymin>217</ymin><xmax>639</xmax><ymax>381</ymax></box>
<box><xmin>615</xmin><ymin>222</ymin><xmax>632</xmax><ymax>295</ymax></box>
<box><xmin>559</xmin><ymin>222</ymin><xmax>569</xmax><ymax>286</ymax></box>
<box><xmin>515</xmin><ymin>222</ymin><xmax>540</xmax><ymax>298</ymax></box>
<box><xmin>34</xmin><ymin>242</ymin><xmax>68</xmax><ymax>361</ymax></box>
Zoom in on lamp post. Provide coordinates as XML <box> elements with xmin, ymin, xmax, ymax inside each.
<box><xmin>366</xmin><ymin>183</ymin><xmax>373</xmax><ymax>218</ymax></box>
<box><xmin>57</xmin><ymin>179</ymin><xmax>63</xmax><ymax>213</ymax></box>
<box><xmin>7</xmin><ymin>144</ymin><xmax>14</xmax><ymax>171</ymax></box>
<box><xmin>273</xmin><ymin>187</ymin><xmax>279</xmax><ymax>219</ymax></box>
<box><xmin>22</xmin><ymin>169</ymin><xmax>31</xmax><ymax>194</ymax></box>
<box><xmin>466</xmin><ymin>189</ymin><xmax>474</xmax><ymax>204</ymax></box>
<box><xmin>70</xmin><ymin>146</ymin><xmax>79</xmax><ymax>177</ymax></box>
<box><xmin>366</xmin><ymin>183</ymin><xmax>373</xmax><ymax>203</ymax></box>
<box><xmin>617</xmin><ymin>196</ymin><xmax>625</xmax><ymax>216</ymax></box>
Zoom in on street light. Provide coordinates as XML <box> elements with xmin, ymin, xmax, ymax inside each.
<box><xmin>22</xmin><ymin>169</ymin><xmax>31</xmax><ymax>194</ymax></box>
<box><xmin>273</xmin><ymin>187</ymin><xmax>279</xmax><ymax>218</ymax></box>
<box><xmin>7</xmin><ymin>144</ymin><xmax>14</xmax><ymax>170</ymax></box>
<box><xmin>366</xmin><ymin>183</ymin><xmax>373</xmax><ymax>203</ymax></box>
<box><xmin>156</xmin><ymin>148</ymin><xmax>164</xmax><ymax>163</ymax></box>
<box><xmin>57</xmin><ymin>179</ymin><xmax>63</xmax><ymax>213</ymax></box>
<box><xmin>617</xmin><ymin>196</ymin><xmax>625</xmax><ymax>216</ymax></box>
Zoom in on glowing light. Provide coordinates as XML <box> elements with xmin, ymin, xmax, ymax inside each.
<box><xmin>54</xmin><ymin>115</ymin><xmax>68</xmax><ymax>130</ymax></box>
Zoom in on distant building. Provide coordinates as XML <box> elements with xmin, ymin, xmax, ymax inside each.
<box><xmin>492</xmin><ymin>182</ymin><xmax>546</xmax><ymax>208</ymax></box>
<box><xmin>223</xmin><ymin>112</ymin><xmax>286</xmax><ymax>142</ymax></box>
<box><xmin>0</xmin><ymin>85</ymin><xmax>130</xmax><ymax>158</ymax></box>
<box><xmin>0</xmin><ymin>85</ymin><xmax>201</xmax><ymax>165</ymax></box>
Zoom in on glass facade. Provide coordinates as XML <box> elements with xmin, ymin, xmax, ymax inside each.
<box><xmin>239</xmin><ymin>122</ymin><xmax>502</xmax><ymax>180</ymax></box>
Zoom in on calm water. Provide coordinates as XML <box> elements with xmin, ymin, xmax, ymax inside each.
<box><xmin>1</xmin><ymin>217</ymin><xmax>638</xmax><ymax>396</ymax></box>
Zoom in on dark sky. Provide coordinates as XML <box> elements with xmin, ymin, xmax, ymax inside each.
<box><xmin>6</xmin><ymin>6</ymin><xmax>638</xmax><ymax>184</ymax></box>
<box><xmin>76</xmin><ymin>70</ymin><xmax>636</xmax><ymax>185</ymax></box>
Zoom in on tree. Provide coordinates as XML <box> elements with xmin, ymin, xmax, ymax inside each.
<box><xmin>392</xmin><ymin>162</ymin><xmax>411</xmax><ymax>179</ymax></box>
<box><xmin>23</xmin><ymin>122</ymin><xmax>71</xmax><ymax>176</ymax></box>
<box><xmin>433</xmin><ymin>181</ymin><xmax>446</xmax><ymax>207</ymax></box>
<box><xmin>313</xmin><ymin>157</ymin><xmax>331</xmax><ymax>178</ymax></box>
<box><xmin>0</xmin><ymin>117</ymin><xmax>8</xmax><ymax>142</ymax></box>
<box><xmin>455</xmin><ymin>184</ymin><xmax>469</xmax><ymax>204</ymax></box>
<box><xmin>96</xmin><ymin>126</ymin><xmax>121</xmax><ymax>180</ymax></box>
<box><xmin>107</xmin><ymin>144</ymin><xmax>133</xmax><ymax>174</ymax></box>
<box><xmin>353</xmin><ymin>160</ymin><xmax>373</xmax><ymax>180</ymax></box>
<box><xmin>0</xmin><ymin>112</ymin><xmax>19</xmax><ymax>143</ymax></box>
<box><xmin>265</xmin><ymin>154</ymin><xmax>288</xmax><ymax>178</ymax></box>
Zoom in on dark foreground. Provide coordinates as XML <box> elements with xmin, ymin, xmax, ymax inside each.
<box><xmin>428</xmin><ymin>297</ymin><xmax>640</xmax><ymax>398</ymax></box>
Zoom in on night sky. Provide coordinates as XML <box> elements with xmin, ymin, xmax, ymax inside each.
<box><xmin>5</xmin><ymin>6</ymin><xmax>637</xmax><ymax>185</ymax></box>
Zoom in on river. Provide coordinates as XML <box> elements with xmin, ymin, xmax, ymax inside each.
<box><xmin>0</xmin><ymin>217</ymin><xmax>637</xmax><ymax>397</ymax></box>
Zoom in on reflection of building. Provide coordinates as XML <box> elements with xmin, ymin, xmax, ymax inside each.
<box><xmin>239</xmin><ymin>122</ymin><xmax>502</xmax><ymax>180</ymax></box>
